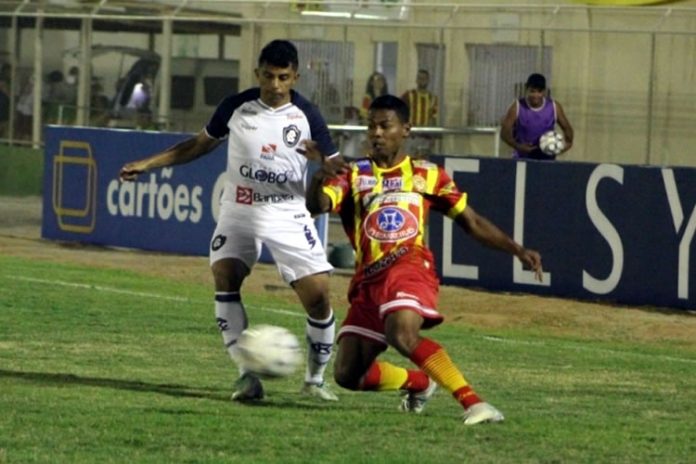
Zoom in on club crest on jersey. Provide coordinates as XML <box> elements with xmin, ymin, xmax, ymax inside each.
<box><xmin>412</xmin><ymin>175</ymin><xmax>427</xmax><ymax>193</ymax></box>
<box><xmin>364</xmin><ymin>206</ymin><xmax>418</xmax><ymax>242</ymax></box>
<box><xmin>283</xmin><ymin>125</ymin><xmax>301</xmax><ymax>147</ymax></box>
<box><xmin>211</xmin><ymin>234</ymin><xmax>227</xmax><ymax>251</ymax></box>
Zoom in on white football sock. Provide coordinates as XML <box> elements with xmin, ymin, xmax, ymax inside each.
<box><xmin>215</xmin><ymin>291</ymin><xmax>248</xmax><ymax>374</ymax></box>
<box><xmin>305</xmin><ymin>310</ymin><xmax>335</xmax><ymax>385</ymax></box>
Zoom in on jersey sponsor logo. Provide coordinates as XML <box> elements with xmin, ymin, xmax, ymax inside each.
<box><xmin>253</xmin><ymin>192</ymin><xmax>295</xmax><ymax>203</ymax></box>
<box><xmin>241</xmin><ymin>107</ymin><xmax>257</xmax><ymax>115</ymax></box>
<box><xmin>239</xmin><ymin>164</ymin><xmax>291</xmax><ymax>184</ymax></box>
<box><xmin>283</xmin><ymin>125</ymin><xmax>301</xmax><ymax>147</ymax></box>
<box><xmin>261</xmin><ymin>144</ymin><xmax>277</xmax><ymax>154</ymax></box>
<box><xmin>378</xmin><ymin>192</ymin><xmax>421</xmax><ymax>206</ymax></box>
<box><xmin>440</xmin><ymin>181</ymin><xmax>457</xmax><ymax>195</ymax></box>
<box><xmin>260</xmin><ymin>143</ymin><xmax>277</xmax><ymax>160</ymax></box>
<box><xmin>364</xmin><ymin>206</ymin><xmax>418</xmax><ymax>242</ymax></box>
<box><xmin>211</xmin><ymin>234</ymin><xmax>227</xmax><ymax>251</ymax></box>
<box><xmin>241</xmin><ymin>122</ymin><xmax>258</xmax><ymax>131</ymax></box>
<box><xmin>303</xmin><ymin>224</ymin><xmax>317</xmax><ymax>249</ymax></box>
<box><xmin>236</xmin><ymin>186</ymin><xmax>253</xmax><ymax>204</ymax></box>
<box><xmin>363</xmin><ymin>246</ymin><xmax>409</xmax><ymax>277</ymax></box>
<box><xmin>235</xmin><ymin>186</ymin><xmax>295</xmax><ymax>204</ymax></box>
<box><xmin>382</xmin><ymin>177</ymin><xmax>403</xmax><ymax>191</ymax></box>
<box><xmin>356</xmin><ymin>175</ymin><xmax>377</xmax><ymax>192</ymax></box>
<box><xmin>287</xmin><ymin>112</ymin><xmax>304</xmax><ymax>120</ymax></box>
<box><xmin>396</xmin><ymin>291</ymin><xmax>419</xmax><ymax>301</ymax></box>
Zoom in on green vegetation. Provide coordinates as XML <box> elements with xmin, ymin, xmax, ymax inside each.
<box><xmin>0</xmin><ymin>145</ymin><xmax>43</xmax><ymax>196</ymax></box>
<box><xmin>1</xmin><ymin>255</ymin><xmax>695</xmax><ymax>463</ymax></box>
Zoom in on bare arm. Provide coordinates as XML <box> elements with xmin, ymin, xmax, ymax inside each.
<box><xmin>119</xmin><ymin>129</ymin><xmax>222</xmax><ymax>181</ymax></box>
<box><xmin>300</xmin><ymin>139</ymin><xmax>349</xmax><ymax>215</ymax></box>
<box><xmin>500</xmin><ymin>101</ymin><xmax>535</xmax><ymax>155</ymax></box>
<box><xmin>455</xmin><ymin>205</ymin><xmax>543</xmax><ymax>281</ymax></box>
<box><xmin>555</xmin><ymin>101</ymin><xmax>574</xmax><ymax>153</ymax></box>
<box><xmin>306</xmin><ymin>169</ymin><xmax>333</xmax><ymax>215</ymax></box>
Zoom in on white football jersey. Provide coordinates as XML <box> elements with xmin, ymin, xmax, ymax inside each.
<box><xmin>205</xmin><ymin>88</ymin><xmax>338</xmax><ymax>213</ymax></box>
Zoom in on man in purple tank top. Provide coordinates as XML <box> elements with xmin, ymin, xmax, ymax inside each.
<box><xmin>501</xmin><ymin>73</ymin><xmax>574</xmax><ymax>160</ymax></box>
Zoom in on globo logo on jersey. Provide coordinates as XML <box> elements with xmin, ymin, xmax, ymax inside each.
<box><xmin>364</xmin><ymin>206</ymin><xmax>418</xmax><ymax>242</ymax></box>
<box><xmin>239</xmin><ymin>164</ymin><xmax>292</xmax><ymax>184</ymax></box>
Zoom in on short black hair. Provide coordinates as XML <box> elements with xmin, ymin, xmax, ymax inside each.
<box><xmin>369</xmin><ymin>95</ymin><xmax>410</xmax><ymax>124</ymax></box>
<box><xmin>525</xmin><ymin>73</ymin><xmax>546</xmax><ymax>90</ymax></box>
<box><xmin>258</xmin><ymin>40</ymin><xmax>299</xmax><ymax>70</ymax></box>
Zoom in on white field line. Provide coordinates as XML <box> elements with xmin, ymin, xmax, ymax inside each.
<box><xmin>4</xmin><ymin>275</ymin><xmax>302</xmax><ymax>318</ymax></box>
<box><xmin>4</xmin><ymin>275</ymin><xmax>695</xmax><ymax>365</ymax></box>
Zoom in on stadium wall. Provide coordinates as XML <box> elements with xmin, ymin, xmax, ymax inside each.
<box><xmin>4</xmin><ymin>4</ymin><xmax>696</xmax><ymax>167</ymax></box>
<box><xmin>41</xmin><ymin>127</ymin><xmax>696</xmax><ymax>311</ymax></box>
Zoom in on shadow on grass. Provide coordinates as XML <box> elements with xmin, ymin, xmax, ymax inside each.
<box><xmin>0</xmin><ymin>368</ymin><xmax>343</xmax><ymax>410</ymax></box>
<box><xmin>0</xmin><ymin>368</ymin><xmax>229</xmax><ymax>401</ymax></box>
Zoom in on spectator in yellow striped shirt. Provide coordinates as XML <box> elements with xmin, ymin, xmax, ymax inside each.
<box><xmin>401</xmin><ymin>69</ymin><xmax>437</xmax><ymax>127</ymax></box>
<box><xmin>401</xmin><ymin>69</ymin><xmax>438</xmax><ymax>157</ymax></box>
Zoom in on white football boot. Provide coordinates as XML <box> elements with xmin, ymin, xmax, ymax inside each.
<box><xmin>301</xmin><ymin>382</ymin><xmax>339</xmax><ymax>401</ymax></box>
<box><xmin>462</xmin><ymin>402</ymin><xmax>505</xmax><ymax>425</ymax></box>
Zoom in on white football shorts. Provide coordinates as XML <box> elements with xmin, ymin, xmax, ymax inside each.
<box><xmin>209</xmin><ymin>203</ymin><xmax>333</xmax><ymax>284</ymax></box>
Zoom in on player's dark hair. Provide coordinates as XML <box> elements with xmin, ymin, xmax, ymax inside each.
<box><xmin>258</xmin><ymin>40</ymin><xmax>299</xmax><ymax>70</ymax></box>
<box><xmin>525</xmin><ymin>73</ymin><xmax>546</xmax><ymax>90</ymax></box>
<box><xmin>369</xmin><ymin>95</ymin><xmax>410</xmax><ymax>124</ymax></box>
<box><xmin>417</xmin><ymin>69</ymin><xmax>430</xmax><ymax>77</ymax></box>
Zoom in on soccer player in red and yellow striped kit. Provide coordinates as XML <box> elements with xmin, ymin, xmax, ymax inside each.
<box><xmin>304</xmin><ymin>95</ymin><xmax>543</xmax><ymax>424</ymax></box>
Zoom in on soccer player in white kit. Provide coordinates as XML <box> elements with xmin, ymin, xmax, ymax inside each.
<box><xmin>119</xmin><ymin>40</ymin><xmax>339</xmax><ymax>402</ymax></box>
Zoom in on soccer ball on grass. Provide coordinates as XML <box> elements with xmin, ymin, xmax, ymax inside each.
<box><xmin>539</xmin><ymin>130</ymin><xmax>565</xmax><ymax>156</ymax></box>
<box><xmin>237</xmin><ymin>325</ymin><xmax>302</xmax><ymax>378</ymax></box>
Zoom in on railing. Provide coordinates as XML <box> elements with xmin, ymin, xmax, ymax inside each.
<box><xmin>328</xmin><ymin>124</ymin><xmax>501</xmax><ymax>158</ymax></box>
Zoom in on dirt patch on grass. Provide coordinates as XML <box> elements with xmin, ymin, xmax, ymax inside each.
<box><xmin>2</xmin><ymin>196</ymin><xmax>695</xmax><ymax>351</ymax></box>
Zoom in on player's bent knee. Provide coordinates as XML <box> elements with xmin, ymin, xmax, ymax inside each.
<box><xmin>210</xmin><ymin>258</ymin><xmax>249</xmax><ymax>292</ymax></box>
<box><xmin>385</xmin><ymin>330</ymin><xmax>420</xmax><ymax>357</ymax></box>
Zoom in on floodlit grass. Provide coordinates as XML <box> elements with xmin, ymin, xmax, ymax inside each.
<box><xmin>1</xmin><ymin>255</ymin><xmax>695</xmax><ymax>463</ymax></box>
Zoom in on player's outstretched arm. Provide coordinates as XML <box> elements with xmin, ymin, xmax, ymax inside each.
<box><xmin>119</xmin><ymin>130</ymin><xmax>221</xmax><ymax>181</ymax></box>
<box><xmin>456</xmin><ymin>205</ymin><xmax>543</xmax><ymax>282</ymax></box>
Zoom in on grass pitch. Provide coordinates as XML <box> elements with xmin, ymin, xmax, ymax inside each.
<box><xmin>1</xmin><ymin>254</ymin><xmax>695</xmax><ymax>463</ymax></box>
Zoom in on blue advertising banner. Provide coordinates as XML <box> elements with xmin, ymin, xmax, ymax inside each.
<box><xmin>429</xmin><ymin>156</ymin><xmax>696</xmax><ymax>311</ymax></box>
<box><xmin>42</xmin><ymin>128</ymin><xmax>695</xmax><ymax>310</ymax></box>
<box><xmin>42</xmin><ymin>126</ymin><xmax>327</xmax><ymax>260</ymax></box>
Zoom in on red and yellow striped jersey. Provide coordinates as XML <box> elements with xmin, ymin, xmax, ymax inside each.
<box><xmin>322</xmin><ymin>156</ymin><xmax>467</xmax><ymax>272</ymax></box>
<box><xmin>400</xmin><ymin>90</ymin><xmax>438</xmax><ymax>126</ymax></box>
